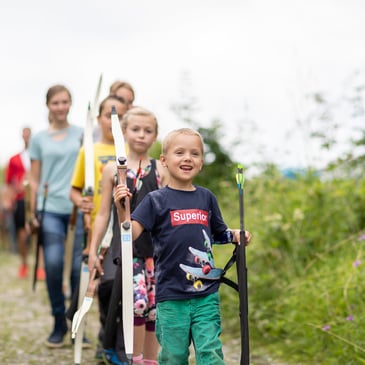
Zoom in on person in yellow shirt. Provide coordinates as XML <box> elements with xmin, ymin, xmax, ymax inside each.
<box><xmin>70</xmin><ymin>95</ymin><xmax>127</xmax><ymax>228</ymax></box>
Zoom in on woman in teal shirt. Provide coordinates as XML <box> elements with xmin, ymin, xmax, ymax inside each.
<box><xmin>29</xmin><ymin>84</ymin><xmax>84</xmax><ymax>348</ymax></box>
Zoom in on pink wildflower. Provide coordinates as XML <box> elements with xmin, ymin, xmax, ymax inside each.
<box><xmin>353</xmin><ymin>260</ymin><xmax>361</xmax><ymax>267</ymax></box>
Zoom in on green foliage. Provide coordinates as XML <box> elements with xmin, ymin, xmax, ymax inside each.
<box><xmin>326</xmin><ymin>129</ymin><xmax>365</xmax><ymax>177</ymax></box>
<box><xmin>216</xmin><ymin>165</ymin><xmax>365</xmax><ymax>364</ymax></box>
<box><xmin>149</xmin><ymin>140</ymin><xmax>162</xmax><ymax>160</ymax></box>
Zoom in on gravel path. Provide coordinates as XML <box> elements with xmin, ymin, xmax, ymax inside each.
<box><xmin>0</xmin><ymin>250</ymin><xmax>285</xmax><ymax>365</ymax></box>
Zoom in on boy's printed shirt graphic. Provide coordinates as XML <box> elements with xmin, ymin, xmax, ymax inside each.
<box><xmin>179</xmin><ymin>228</ymin><xmax>223</xmax><ymax>291</ymax></box>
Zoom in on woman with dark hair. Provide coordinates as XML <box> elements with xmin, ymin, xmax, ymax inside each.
<box><xmin>29</xmin><ymin>84</ymin><xmax>84</xmax><ymax>348</ymax></box>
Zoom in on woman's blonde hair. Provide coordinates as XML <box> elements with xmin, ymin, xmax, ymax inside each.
<box><xmin>109</xmin><ymin>80</ymin><xmax>135</xmax><ymax>103</ymax></box>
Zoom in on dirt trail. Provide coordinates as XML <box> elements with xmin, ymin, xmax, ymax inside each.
<box><xmin>0</xmin><ymin>250</ymin><xmax>284</xmax><ymax>365</ymax></box>
<box><xmin>0</xmin><ymin>250</ymin><xmax>99</xmax><ymax>364</ymax></box>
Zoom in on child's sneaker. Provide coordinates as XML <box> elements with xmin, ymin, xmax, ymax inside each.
<box><xmin>102</xmin><ymin>349</ymin><xmax>129</xmax><ymax>365</ymax></box>
<box><xmin>18</xmin><ymin>264</ymin><xmax>28</xmax><ymax>279</ymax></box>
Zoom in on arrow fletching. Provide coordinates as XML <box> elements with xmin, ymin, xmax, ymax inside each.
<box><xmin>236</xmin><ymin>163</ymin><xmax>245</xmax><ymax>190</ymax></box>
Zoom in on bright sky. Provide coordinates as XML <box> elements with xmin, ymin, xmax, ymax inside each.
<box><xmin>1</xmin><ymin>0</ymin><xmax>365</xmax><ymax>171</ymax></box>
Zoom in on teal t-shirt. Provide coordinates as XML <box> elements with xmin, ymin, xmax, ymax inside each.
<box><xmin>29</xmin><ymin>125</ymin><xmax>83</xmax><ymax>214</ymax></box>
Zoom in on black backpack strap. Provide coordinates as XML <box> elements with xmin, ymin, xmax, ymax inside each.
<box><xmin>219</xmin><ymin>245</ymin><xmax>239</xmax><ymax>292</ymax></box>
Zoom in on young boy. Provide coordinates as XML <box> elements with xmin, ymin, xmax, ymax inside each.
<box><xmin>113</xmin><ymin>128</ymin><xmax>252</xmax><ymax>365</ymax></box>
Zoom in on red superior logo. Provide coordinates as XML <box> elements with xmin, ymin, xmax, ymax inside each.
<box><xmin>170</xmin><ymin>209</ymin><xmax>209</xmax><ymax>226</ymax></box>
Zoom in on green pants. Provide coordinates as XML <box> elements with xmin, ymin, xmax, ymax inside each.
<box><xmin>155</xmin><ymin>292</ymin><xmax>225</xmax><ymax>365</ymax></box>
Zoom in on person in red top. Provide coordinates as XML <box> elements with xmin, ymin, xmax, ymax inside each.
<box><xmin>5</xmin><ymin>127</ymin><xmax>35</xmax><ymax>278</ymax></box>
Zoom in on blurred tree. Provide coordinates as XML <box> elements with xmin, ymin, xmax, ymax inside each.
<box><xmin>149</xmin><ymin>140</ymin><xmax>162</xmax><ymax>160</ymax></box>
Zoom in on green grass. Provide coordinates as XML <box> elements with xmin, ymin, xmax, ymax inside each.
<box><xmin>216</xmin><ymin>168</ymin><xmax>365</xmax><ymax>364</ymax></box>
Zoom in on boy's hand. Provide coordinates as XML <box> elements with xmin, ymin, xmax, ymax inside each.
<box><xmin>233</xmin><ymin>230</ymin><xmax>252</xmax><ymax>245</ymax></box>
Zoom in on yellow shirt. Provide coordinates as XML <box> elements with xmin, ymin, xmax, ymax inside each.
<box><xmin>71</xmin><ymin>142</ymin><xmax>115</xmax><ymax>226</ymax></box>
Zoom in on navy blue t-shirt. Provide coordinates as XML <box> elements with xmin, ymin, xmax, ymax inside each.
<box><xmin>131</xmin><ymin>185</ymin><xmax>228</xmax><ymax>303</ymax></box>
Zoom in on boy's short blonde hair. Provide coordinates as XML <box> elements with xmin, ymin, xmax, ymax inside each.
<box><xmin>162</xmin><ymin>128</ymin><xmax>204</xmax><ymax>155</ymax></box>
<box><xmin>121</xmin><ymin>107</ymin><xmax>158</xmax><ymax>135</ymax></box>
